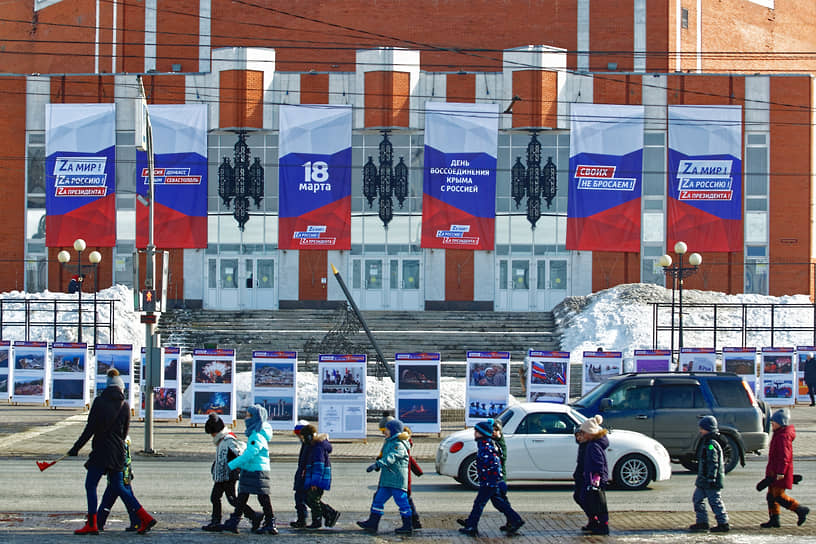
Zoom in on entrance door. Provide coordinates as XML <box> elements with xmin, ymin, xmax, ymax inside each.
<box><xmin>240</xmin><ymin>258</ymin><xmax>277</xmax><ymax>310</ymax></box>
<box><xmin>206</xmin><ymin>257</ymin><xmax>239</xmax><ymax>309</ymax></box>
<box><xmin>445</xmin><ymin>250</ymin><xmax>474</xmax><ymax>301</ymax></box>
<box><xmin>299</xmin><ymin>251</ymin><xmax>327</xmax><ymax>301</ymax></box>
<box><xmin>496</xmin><ymin>258</ymin><xmax>531</xmax><ymax>311</ymax></box>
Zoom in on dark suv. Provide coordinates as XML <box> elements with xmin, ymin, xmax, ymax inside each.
<box><xmin>571</xmin><ymin>372</ymin><xmax>769</xmax><ymax>473</ymax></box>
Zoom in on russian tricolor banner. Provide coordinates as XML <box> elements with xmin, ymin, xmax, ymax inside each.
<box><xmin>567</xmin><ymin>104</ymin><xmax>644</xmax><ymax>252</ymax></box>
<box><xmin>136</xmin><ymin>105</ymin><xmax>208</xmax><ymax>248</ymax></box>
<box><xmin>45</xmin><ymin>104</ymin><xmax>116</xmax><ymax>247</ymax></box>
<box><xmin>421</xmin><ymin>102</ymin><xmax>498</xmax><ymax>250</ymax></box>
<box><xmin>668</xmin><ymin>106</ymin><xmax>742</xmax><ymax>252</ymax></box>
<box><xmin>278</xmin><ymin>105</ymin><xmax>352</xmax><ymax>250</ymax></box>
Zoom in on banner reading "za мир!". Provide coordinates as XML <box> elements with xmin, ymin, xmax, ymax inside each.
<box><xmin>278</xmin><ymin>105</ymin><xmax>352</xmax><ymax>250</ymax></box>
<box><xmin>421</xmin><ymin>102</ymin><xmax>498</xmax><ymax>250</ymax></box>
<box><xmin>668</xmin><ymin>105</ymin><xmax>742</xmax><ymax>252</ymax></box>
<box><xmin>567</xmin><ymin>104</ymin><xmax>644</xmax><ymax>252</ymax></box>
<box><xmin>45</xmin><ymin>104</ymin><xmax>116</xmax><ymax>247</ymax></box>
<box><xmin>136</xmin><ymin>104</ymin><xmax>208</xmax><ymax>248</ymax></box>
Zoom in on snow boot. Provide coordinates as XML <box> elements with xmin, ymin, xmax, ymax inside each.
<box><xmin>356</xmin><ymin>512</ymin><xmax>381</xmax><ymax>534</ymax></box>
<box><xmin>201</xmin><ymin>520</ymin><xmax>223</xmax><ymax>532</ymax></box>
<box><xmin>222</xmin><ymin>514</ymin><xmax>241</xmax><ymax>533</ymax></box>
<box><xmin>760</xmin><ymin>514</ymin><xmax>781</xmax><ymax>528</ymax></box>
<box><xmin>394</xmin><ymin>515</ymin><xmax>413</xmax><ymax>535</ymax></box>
<box><xmin>96</xmin><ymin>508</ymin><xmax>110</xmax><ymax>532</ymax></box>
<box><xmin>458</xmin><ymin>525</ymin><xmax>478</xmax><ymax>537</ymax></box>
<box><xmin>125</xmin><ymin>508</ymin><xmax>140</xmax><ymax>532</ymax></box>
<box><xmin>289</xmin><ymin>513</ymin><xmax>307</xmax><ymax>529</ymax></box>
<box><xmin>134</xmin><ymin>507</ymin><xmax>156</xmax><ymax>534</ymax></box>
<box><xmin>411</xmin><ymin>512</ymin><xmax>422</xmax><ymax>530</ymax></box>
<box><xmin>323</xmin><ymin>504</ymin><xmax>341</xmax><ymax>528</ymax></box>
<box><xmin>250</xmin><ymin>512</ymin><xmax>265</xmax><ymax>533</ymax></box>
<box><xmin>709</xmin><ymin>523</ymin><xmax>730</xmax><ymax>533</ymax></box>
<box><xmin>505</xmin><ymin>519</ymin><xmax>525</xmax><ymax>535</ymax></box>
<box><xmin>688</xmin><ymin>522</ymin><xmax>709</xmax><ymax>532</ymax></box>
<box><xmin>306</xmin><ymin>515</ymin><xmax>322</xmax><ymax>529</ymax></box>
<box><xmin>797</xmin><ymin>506</ymin><xmax>810</xmax><ymax>526</ymax></box>
<box><xmin>591</xmin><ymin>522</ymin><xmax>610</xmax><ymax>535</ymax></box>
<box><xmin>258</xmin><ymin>516</ymin><xmax>278</xmax><ymax>535</ymax></box>
<box><xmin>74</xmin><ymin>514</ymin><xmax>99</xmax><ymax>535</ymax></box>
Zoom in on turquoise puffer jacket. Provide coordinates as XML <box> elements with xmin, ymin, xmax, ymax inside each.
<box><xmin>375</xmin><ymin>432</ymin><xmax>410</xmax><ymax>491</ymax></box>
<box><xmin>228</xmin><ymin>422</ymin><xmax>272</xmax><ymax>473</ymax></box>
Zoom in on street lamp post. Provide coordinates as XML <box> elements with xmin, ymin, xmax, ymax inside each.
<box><xmin>57</xmin><ymin>238</ymin><xmax>90</xmax><ymax>343</ymax></box>
<box><xmin>88</xmin><ymin>250</ymin><xmax>102</xmax><ymax>346</ymax></box>
<box><xmin>658</xmin><ymin>241</ymin><xmax>702</xmax><ymax>357</ymax></box>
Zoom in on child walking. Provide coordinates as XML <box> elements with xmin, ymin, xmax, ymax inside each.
<box><xmin>404</xmin><ymin>426</ymin><xmax>424</xmax><ymax>530</ymax></box>
<box><xmin>457</xmin><ymin>418</ymin><xmax>524</xmax><ymax>537</ymax></box>
<box><xmin>97</xmin><ymin>435</ymin><xmax>141</xmax><ymax>531</ymax></box>
<box><xmin>357</xmin><ymin>418</ymin><xmax>414</xmax><ymax>535</ymax></box>
<box><xmin>202</xmin><ymin>413</ymin><xmax>260</xmax><ymax>532</ymax></box>
<box><xmin>578</xmin><ymin>415</ymin><xmax>610</xmax><ymax>535</ymax></box>
<box><xmin>223</xmin><ymin>405</ymin><xmax>277</xmax><ymax>534</ymax></box>
<box><xmin>302</xmin><ymin>423</ymin><xmax>340</xmax><ymax>529</ymax></box>
<box><xmin>290</xmin><ymin>420</ymin><xmax>312</xmax><ymax>528</ymax></box>
<box><xmin>759</xmin><ymin>409</ymin><xmax>810</xmax><ymax>528</ymax></box>
<box><xmin>689</xmin><ymin>415</ymin><xmax>729</xmax><ymax>533</ymax></box>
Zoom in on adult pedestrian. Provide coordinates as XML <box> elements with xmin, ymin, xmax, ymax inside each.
<box><xmin>758</xmin><ymin>409</ymin><xmax>809</xmax><ymax>528</ymax></box>
<box><xmin>579</xmin><ymin>415</ymin><xmax>610</xmax><ymax>535</ymax></box>
<box><xmin>803</xmin><ymin>354</ymin><xmax>816</xmax><ymax>406</ymax></box>
<box><xmin>67</xmin><ymin>369</ymin><xmax>156</xmax><ymax>535</ymax></box>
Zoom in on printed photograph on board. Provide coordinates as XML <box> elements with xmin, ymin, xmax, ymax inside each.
<box><xmin>14</xmin><ymin>376</ymin><xmax>43</xmax><ymax>395</ymax></box>
<box><xmin>530</xmin><ymin>360</ymin><xmax>567</xmax><ymax>385</ymax></box>
<box><xmin>141</xmin><ymin>388</ymin><xmax>177</xmax><ymax>411</ymax></box>
<box><xmin>96</xmin><ymin>379</ymin><xmax>130</xmax><ymax>399</ymax></box>
<box><xmin>468</xmin><ymin>362</ymin><xmax>508</xmax><ymax>387</ymax></box>
<box><xmin>398</xmin><ymin>398</ymin><xmax>438</xmax><ymax>424</ymax></box>
<box><xmin>681</xmin><ymin>357</ymin><xmax>715</xmax><ymax>372</ymax></box>
<box><xmin>254</xmin><ymin>362</ymin><xmax>295</xmax><ymax>388</ymax></box>
<box><xmin>585</xmin><ymin>360</ymin><xmax>621</xmax><ymax>383</ymax></box>
<box><xmin>195</xmin><ymin>359</ymin><xmax>233</xmax><ymax>384</ymax></box>
<box><xmin>52</xmin><ymin>379</ymin><xmax>84</xmax><ymax>400</ymax></box>
<box><xmin>15</xmin><ymin>352</ymin><xmax>45</xmax><ymax>370</ymax></box>
<box><xmin>256</xmin><ymin>395</ymin><xmax>295</xmax><ymax>421</ymax></box>
<box><xmin>763</xmin><ymin>378</ymin><xmax>793</xmax><ymax>399</ymax></box>
<box><xmin>530</xmin><ymin>391</ymin><xmax>568</xmax><ymax>404</ymax></box>
<box><xmin>763</xmin><ymin>354</ymin><xmax>793</xmax><ymax>374</ymax></box>
<box><xmin>53</xmin><ymin>353</ymin><xmax>85</xmax><ymax>373</ymax></box>
<box><xmin>636</xmin><ymin>358</ymin><xmax>670</xmax><ymax>372</ymax></box>
<box><xmin>96</xmin><ymin>351</ymin><xmax>131</xmax><ymax>375</ymax></box>
<box><xmin>321</xmin><ymin>365</ymin><xmax>363</xmax><ymax>394</ymax></box>
<box><xmin>0</xmin><ymin>375</ymin><xmax>6</xmax><ymax>393</ymax></box>
<box><xmin>0</xmin><ymin>349</ymin><xmax>8</xmax><ymax>369</ymax></box>
<box><xmin>467</xmin><ymin>395</ymin><xmax>507</xmax><ymax>419</ymax></box>
<box><xmin>194</xmin><ymin>391</ymin><xmax>231</xmax><ymax>415</ymax></box>
<box><xmin>724</xmin><ymin>357</ymin><xmax>755</xmax><ymax>375</ymax></box>
<box><xmin>397</xmin><ymin>364</ymin><xmax>439</xmax><ymax>390</ymax></box>
<box><xmin>164</xmin><ymin>356</ymin><xmax>178</xmax><ymax>381</ymax></box>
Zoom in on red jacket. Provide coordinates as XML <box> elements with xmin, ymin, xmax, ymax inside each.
<box><xmin>766</xmin><ymin>424</ymin><xmax>795</xmax><ymax>489</ymax></box>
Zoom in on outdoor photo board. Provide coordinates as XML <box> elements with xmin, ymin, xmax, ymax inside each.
<box><xmin>466</xmin><ymin>351</ymin><xmax>510</xmax><ymax>427</ymax></box>
<box><xmin>318</xmin><ymin>354</ymin><xmax>366</xmax><ymax>439</ymax></box>
<box><xmin>634</xmin><ymin>349</ymin><xmax>673</xmax><ymax>372</ymax></box>
<box><xmin>679</xmin><ymin>347</ymin><xmax>717</xmax><ymax>372</ymax></box>
<box><xmin>722</xmin><ymin>347</ymin><xmax>758</xmax><ymax>395</ymax></box>
<box><xmin>191</xmin><ymin>348</ymin><xmax>236</xmax><ymax>425</ymax></box>
<box><xmin>760</xmin><ymin>347</ymin><xmax>795</xmax><ymax>406</ymax></box>
<box><xmin>0</xmin><ymin>341</ymin><xmax>10</xmax><ymax>401</ymax></box>
<box><xmin>582</xmin><ymin>350</ymin><xmax>623</xmax><ymax>395</ymax></box>
<box><xmin>139</xmin><ymin>346</ymin><xmax>182</xmax><ymax>420</ymax></box>
<box><xmin>795</xmin><ymin>346</ymin><xmax>816</xmax><ymax>404</ymax></box>
<box><xmin>395</xmin><ymin>352</ymin><xmax>441</xmax><ymax>434</ymax></box>
<box><xmin>50</xmin><ymin>342</ymin><xmax>89</xmax><ymax>408</ymax></box>
<box><xmin>94</xmin><ymin>344</ymin><xmax>135</xmax><ymax>408</ymax></box>
<box><xmin>252</xmin><ymin>351</ymin><xmax>297</xmax><ymax>431</ymax></box>
<box><xmin>12</xmin><ymin>341</ymin><xmax>49</xmax><ymax>405</ymax></box>
<box><xmin>526</xmin><ymin>350</ymin><xmax>570</xmax><ymax>404</ymax></box>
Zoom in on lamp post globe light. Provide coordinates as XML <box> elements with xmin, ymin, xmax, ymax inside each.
<box><xmin>57</xmin><ymin>238</ymin><xmax>102</xmax><ymax>344</ymax></box>
<box><xmin>88</xmin><ymin>250</ymin><xmax>102</xmax><ymax>346</ymax></box>
<box><xmin>660</xmin><ymin>241</ymin><xmax>702</xmax><ymax>358</ymax></box>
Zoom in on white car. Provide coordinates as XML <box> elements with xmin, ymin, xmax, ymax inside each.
<box><xmin>435</xmin><ymin>402</ymin><xmax>672</xmax><ymax>491</ymax></box>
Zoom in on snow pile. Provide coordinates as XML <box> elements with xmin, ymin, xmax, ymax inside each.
<box><xmin>557</xmin><ymin>283</ymin><xmax>813</xmax><ymax>365</ymax></box>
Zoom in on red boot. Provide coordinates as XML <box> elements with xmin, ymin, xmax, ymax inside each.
<box><xmin>135</xmin><ymin>507</ymin><xmax>157</xmax><ymax>534</ymax></box>
<box><xmin>74</xmin><ymin>514</ymin><xmax>99</xmax><ymax>535</ymax></box>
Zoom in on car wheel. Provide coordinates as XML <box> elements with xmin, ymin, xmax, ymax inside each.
<box><xmin>457</xmin><ymin>454</ymin><xmax>479</xmax><ymax>491</ymax></box>
<box><xmin>613</xmin><ymin>453</ymin><xmax>653</xmax><ymax>490</ymax></box>
<box><xmin>719</xmin><ymin>434</ymin><xmax>740</xmax><ymax>473</ymax></box>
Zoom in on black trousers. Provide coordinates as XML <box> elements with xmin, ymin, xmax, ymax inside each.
<box><xmin>232</xmin><ymin>492</ymin><xmax>273</xmax><ymax>521</ymax></box>
<box><xmin>210</xmin><ymin>480</ymin><xmax>239</xmax><ymax>522</ymax></box>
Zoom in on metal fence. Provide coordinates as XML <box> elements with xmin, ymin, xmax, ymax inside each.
<box><xmin>0</xmin><ymin>298</ymin><xmax>118</xmax><ymax>345</ymax></box>
<box><xmin>651</xmin><ymin>302</ymin><xmax>816</xmax><ymax>352</ymax></box>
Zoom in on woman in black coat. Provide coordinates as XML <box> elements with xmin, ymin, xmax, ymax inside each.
<box><xmin>67</xmin><ymin>369</ymin><xmax>156</xmax><ymax>534</ymax></box>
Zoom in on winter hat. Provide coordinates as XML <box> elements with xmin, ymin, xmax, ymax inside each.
<box><xmin>106</xmin><ymin>368</ymin><xmax>125</xmax><ymax>391</ymax></box>
<box><xmin>293</xmin><ymin>419</ymin><xmax>311</xmax><ymax>435</ymax></box>
<box><xmin>205</xmin><ymin>413</ymin><xmax>225</xmax><ymax>434</ymax></box>
<box><xmin>771</xmin><ymin>408</ymin><xmax>790</xmax><ymax>427</ymax></box>
<box><xmin>379</xmin><ymin>411</ymin><xmax>395</xmax><ymax>431</ymax></box>
<box><xmin>385</xmin><ymin>418</ymin><xmax>404</xmax><ymax>437</ymax></box>
<box><xmin>474</xmin><ymin>418</ymin><xmax>494</xmax><ymax>438</ymax></box>
<box><xmin>580</xmin><ymin>414</ymin><xmax>604</xmax><ymax>435</ymax></box>
<box><xmin>698</xmin><ymin>415</ymin><xmax>718</xmax><ymax>432</ymax></box>
<box><xmin>244</xmin><ymin>404</ymin><xmax>268</xmax><ymax>437</ymax></box>
<box><xmin>300</xmin><ymin>424</ymin><xmax>317</xmax><ymax>440</ymax></box>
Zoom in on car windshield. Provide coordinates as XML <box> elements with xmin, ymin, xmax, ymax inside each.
<box><xmin>571</xmin><ymin>380</ymin><xmax>616</xmax><ymax>408</ymax></box>
<box><xmin>496</xmin><ymin>407</ymin><xmax>516</xmax><ymax>426</ymax></box>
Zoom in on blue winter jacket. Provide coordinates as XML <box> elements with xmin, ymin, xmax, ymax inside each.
<box><xmin>475</xmin><ymin>437</ymin><xmax>504</xmax><ymax>487</ymax></box>
<box><xmin>582</xmin><ymin>432</ymin><xmax>610</xmax><ymax>487</ymax></box>
<box><xmin>228</xmin><ymin>422</ymin><xmax>272</xmax><ymax>473</ymax></box>
<box><xmin>304</xmin><ymin>433</ymin><xmax>332</xmax><ymax>491</ymax></box>
<box><xmin>375</xmin><ymin>432</ymin><xmax>410</xmax><ymax>491</ymax></box>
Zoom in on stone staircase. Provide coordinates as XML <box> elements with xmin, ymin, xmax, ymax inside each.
<box><xmin>157</xmin><ymin>308</ymin><xmax>562</xmax><ymax>395</ymax></box>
